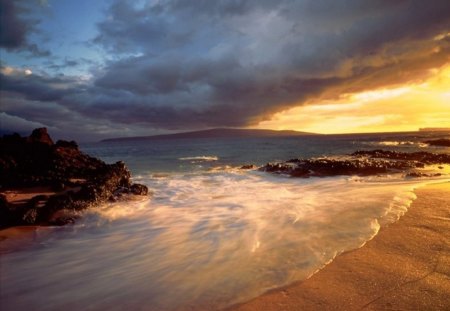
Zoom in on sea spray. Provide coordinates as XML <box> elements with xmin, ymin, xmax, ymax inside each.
<box><xmin>2</xmin><ymin>168</ymin><xmax>447</xmax><ymax>311</ymax></box>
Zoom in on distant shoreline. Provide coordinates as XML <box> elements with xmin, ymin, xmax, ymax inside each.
<box><xmin>100</xmin><ymin>128</ymin><xmax>450</xmax><ymax>143</ymax></box>
<box><xmin>100</xmin><ymin>128</ymin><xmax>318</xmax><ymax>143</ymax></box>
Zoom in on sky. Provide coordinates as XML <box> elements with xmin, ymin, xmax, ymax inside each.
<box><xmin>1</xmin><ymin>0</ymin><xmax>449</xmax><ymax>141</ymax></box>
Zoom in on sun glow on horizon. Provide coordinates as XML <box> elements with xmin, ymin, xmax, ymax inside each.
<box><xmin>256</xmin><ymin>65</ymin><xmax>450</xmax><ymax>134</ymax></box>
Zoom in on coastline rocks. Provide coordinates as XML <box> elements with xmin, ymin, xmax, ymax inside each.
<box><xmin>260</xmin><ymin>150</ymin><xmax>450</xmax><ymax>178</ymax></box>
<box><xmin>351</xmin><ymin>149</ymin><xmax>450</xmax><ymax>164</ymax></box>
<box><xmin>130</xmin><ymin>183</ymin><xmax>149</xmax><ymax>195</ymax></box>
<box><xmin>423</xmin><ymin>139</ymin><xmax>450</xmax><ymax>147</ymax></box>
<box><xmin>260</xmin><ymin>158</ymin><xmax>390</xmax><ymax>177</ymax></box>
<box><xmin>240</xmin><ymin>164</ymin><xmax>256</xmax><ymax>170</ymax></box>
<box><xmin>0</xmin><ymin>128</ymin><xmax>148</xmax><ymax>228</ymax></box>
<box><xmin>406</xmin><ymin>172</ymin><xmax>442</xmax><ymax>178</ymax></box>
<box><xmin>28</xmin><ymin>127</ymin><xmax>54</xmax><ymax>145</ymax></box>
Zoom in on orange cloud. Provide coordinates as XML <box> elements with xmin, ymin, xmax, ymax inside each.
<box><xmin>256</xmin><ymin>64</ymin><xmax>450</xmax><ymax>134</ymax></box>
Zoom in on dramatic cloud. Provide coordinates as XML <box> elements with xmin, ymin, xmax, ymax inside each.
<box><xmin>0</xmin><ymin>0</ymin><xmax>50</xmax><ymax>56</ymax></box>
<box><xmin>0</xmin><ymin>0</ymin><xmax>28</xmax><ymax>49</ymax></box>
<box><xmin>0</xmin><ymin>67</ymin><xmax>84</xmax><ymax>101</ymax></box>
<box><xmin>86</xmin><ymin>0</ymin><xmax>450</xmax><ymax>125</ymax></box>
<box><xmin>1</xmin><ymin>0</ymin><xmax>450</xmax><ymax>139</ymax></box>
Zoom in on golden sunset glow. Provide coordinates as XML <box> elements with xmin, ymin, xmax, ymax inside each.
<box><xmin>256</xmin><ymin>65</ymin><xmax>450</xmax><ymax>134</ymax></box>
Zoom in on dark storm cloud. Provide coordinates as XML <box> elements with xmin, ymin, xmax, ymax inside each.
<box><xmin>2</xmin><ymin>0</ymin><xmax>450</xmax><ymax>138</ymax></box>
<box><xmin>0</xmin><ymin>68</ymin><xmax>84</xmax><ymax>101</ymax></box>
<box><xmin>0</xmin><ymin>0</ymin><xmax>28</xmax><ymax>48</ymax></box>
<box><xmin>87</xmin><ymin>0</ymin><xmax>450</xmax><ymax>129</ymax></box>
<box><xmin>0</xmin><ymin>0</ymin><xmax>50</xmax><ymax>56</ymax></box>
<box><xmin>90</xmin><ymin>53</ymin><xmax>337</xmax><ymax>128</ymax></box>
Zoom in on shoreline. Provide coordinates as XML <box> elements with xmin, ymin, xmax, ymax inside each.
<box><xmin>1</xmin><ymin>181</ymin><xmax>449</xmax><ymax>310</ymax></box>
<box><xmin>227</xmin><ymin>181</ymin><xmax>450</xmax><ymax>311</ymax></box>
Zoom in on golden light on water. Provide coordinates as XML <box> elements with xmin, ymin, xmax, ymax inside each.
<box><xmin>256</xmin><ymin>64</ymin><xmax>450</xmax><ymax>133</ymax></box>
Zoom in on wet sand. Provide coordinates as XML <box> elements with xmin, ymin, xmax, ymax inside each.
<box><xmin>1</xmin><ymin>187</ymin><xmax>57</xmax><ymax>204</ymax></box>
<box><xmin>228</xmin><ymin>182</ymin><xmax>450</xmax><ymax>311</ymax></box>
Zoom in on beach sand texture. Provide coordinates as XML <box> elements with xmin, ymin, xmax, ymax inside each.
<box><xmin>228</xmin><ymin>182</ymin><xmax>450</xmax><ymax>311</ymax></box>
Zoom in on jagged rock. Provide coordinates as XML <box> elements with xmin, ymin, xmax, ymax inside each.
<box><xmin>260</xmin><ymin>150</ymin><xmax>450</xmax><ymax>178</ymax></box>
<box><xmin>55</xmin><ymin>140</ymin><xmax>78</xmax><ymax>149</ymax></box>
<box><xmin>27</xmin><ymin>128</ymin><xmax>54</xmax><ymax>145</ymax></box>
<box><xmin>130</xmin><ymin>183</ymin><xmax>149</xmax><ymax>195</ymax></box>
<box><xmin>0</xmin><ymin>129</ymin><xmax>148</xmax><ymax>228</ymax></box>
<box><xmin>351</xmin><ymin>149</ymin><xmax>450</xmax><ymax>164</ymax></box>
<box><xmin>260</xmin><ymin>158</ymin><xmax>391</xmax><ymax>177</ymax></box>
<box><xmin>240</xmin><ymin>164</ymin><xmax>256</xmax><ymax>170</ymax></box>
<box><xmin>406</xmin><ymin>172</ymin><xmax>442</xmax><ymax>178</ymax></box>
<box><xmin>424</xmin><ymin>139</ymin><xmax>450</xmax><ymax>147</ymax></box>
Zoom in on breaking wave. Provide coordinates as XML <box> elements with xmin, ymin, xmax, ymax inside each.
<box><xmin>364</xmin><ymin>141</ymin><xmax>428</xmax><ymax>148</ymax></box>
<box><xmin>2</xmin><ymin>168</ymin><xmax>448</xmax><ymax>311</ymax></box>
<box><xmin>178</xmin><ymin>155</ymin><xmax>219</xmax><ymax>162</ymax></box>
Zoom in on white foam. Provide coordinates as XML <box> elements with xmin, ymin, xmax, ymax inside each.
<box><xmin>363</xmin><ymin>141</ymin><xmax>428</xmax><ymax>148</ymax></box>
<box><xmin>2</xmin><ymin>170</ymin><xmax>448</xmax><ymax>311</ymax></box>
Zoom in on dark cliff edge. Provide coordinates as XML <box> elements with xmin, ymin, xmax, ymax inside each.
<box><xmin>0</xmin><ymin>128</ymin><xmax>148</xmax><ymax>228</ymax></box>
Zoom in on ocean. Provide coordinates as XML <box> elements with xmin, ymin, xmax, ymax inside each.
<box><xmin>1</xmin><ymin>131</ymin><xmax>449</xmax><ymax>311</ymax></box>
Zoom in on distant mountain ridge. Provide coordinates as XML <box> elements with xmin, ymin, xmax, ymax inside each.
<box><xmin>101</xmin><ymin>128</ymin><xmax>317</xmax><ymax>142</ymax></box>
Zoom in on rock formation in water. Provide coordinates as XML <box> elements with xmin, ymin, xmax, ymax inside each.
<box><xmin>0</xmin><ymin>128</ymin><xmax>148</xmax><ymax>228</ymax></box>
<box><xmin>260</xmin><ymin>149</ymin><xmax>450</xmax><ymax>178</ymax></box>
<box><xmin>423</xmin><ymin>139</ymin><xmax>450</xmax><ymax>147</ymax></box>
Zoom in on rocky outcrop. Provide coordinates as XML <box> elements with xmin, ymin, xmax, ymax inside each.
<box><xmin>423</xmin><ymin>139</ymin><xmax>450</xmax><ymax>147</ymax></box>
<box><xmin>351</xmin><ymin>149</ymin><xmax>450</xmax><ymax>163</ymax></box>
<box><xmin>260</xmin><ymin>150</ymin><xmax>450</xmax><ymax>178</ymax></box>
<box><xmin>27</xmin><ymin>127</ymin><xmax>54</xmax><ymax>145</ymax></box>
<box><xmin>240</xmin><ymin>164</ymin><xmax>256</xmax><ymax>170</ymax></box>
<box><xmin>0</xmin><ymin>128</ymin><xmax>148</xmax><ymax>228</ymax></box>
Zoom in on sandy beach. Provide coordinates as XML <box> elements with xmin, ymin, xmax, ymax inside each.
<box><xmin>228</xmin><ymin>182</ymin><xmax>450</xmax><ymax>311</ymax></box>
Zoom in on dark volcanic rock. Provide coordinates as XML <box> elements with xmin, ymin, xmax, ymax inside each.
<box><xmin>260</xmin><ymin>150</ymin><xmax>450</xmax><ymax>178</ymax></box>
<box><xmin>28</xmin><ymin>128</ymin><xmax>54</xmax><ymax>145</ymax></box>
<box><xmin>351</xmin><ymin>149</ymin><xmax>450</xmax><ymax>164</ymax></box>
<box><xmin>423</xmin><ymin>139</ymin><xmax>450</xmax><ymax>147</ymax></box>
<box><xmin>260</xmin><ymin>158</ymin><xmax>390</xmax><ymax>177</ymax></box>
<box><xmin>131</xmin><ymin>183</ymin><xmax>149</xmax><ymax>195</ymax></box>
<box><xmin>0</xmin><ymin>129</ymin><xmax>148</xmax><ymax>228</ymax></box>
<box><xmin>406</xmin><ymin>172</ymin><xmax>442</xmax><ymax>178</ymax></box>
<box><xmin>0</xmin><ymin>129</ymin><xmax>104</xmax><ymax>188</ymax></box>
<box><xmin>240</xmin><ymin>164</ymin><xmax>256</xmax><ymax>170</ymax></box>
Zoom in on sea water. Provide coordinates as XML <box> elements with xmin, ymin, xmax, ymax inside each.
<box><xmin>1</xmin><ymin>132</ymin><xmax>449</xmax><ymax>311</ymax></box>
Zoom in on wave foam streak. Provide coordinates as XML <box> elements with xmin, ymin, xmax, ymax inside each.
<box><xmin>1</xmin><ymin>171</ymin><xmax>441</xmax><ymax>310</ymax></box>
